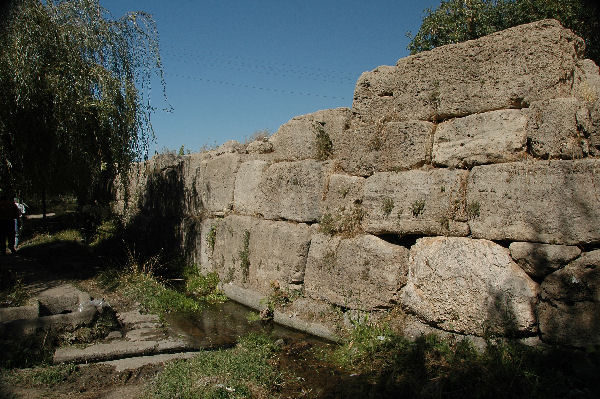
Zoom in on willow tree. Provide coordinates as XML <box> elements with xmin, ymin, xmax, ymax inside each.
<box><xmin>0</xmin><ymin>0</ymin><xmax>167</xmax><ymax>210</ymax></box>
<box><xmin>408</xmin><ymin>0</ymin><xmax>600</xmax><ymax>65</ymax></box>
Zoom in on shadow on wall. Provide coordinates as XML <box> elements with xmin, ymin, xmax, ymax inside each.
<box><xmin>122</xmin><ymin>161</ymin><xmax>186</xmax><ymax>274</ymax></box>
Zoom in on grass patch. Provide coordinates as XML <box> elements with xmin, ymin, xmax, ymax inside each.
<box><xmin>18</xmin><ymin>229</ymin><xmax>83</xmax><ymax>248</ymax></box>
<box><xmin>2</xmin><ymin>364</ymin><xmax>79</xmax><ymax>388</ymax></box>
<box><xmin>0</xmin><ymin>269</ymin><xmax>28</xmax><ymax>307</ymax></box>
<box><xmin>319</xmin><ymin>319</ymin><xmax>600</xmax><ymax>399</ymax></box>
<box><xmin>183</xmin><ymin>266</ymin><xmax>228</xmax><ymax>304</ymax></box>
<box><xmin>149</xmin><ymin>333</ymin><xmax>283</xmax><ymax>399</ymax></box>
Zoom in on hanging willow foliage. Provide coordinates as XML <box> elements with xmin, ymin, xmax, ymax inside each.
<box><xmin>0</xmin><ymin>0</ymin><xmax>168</xmax><ymax>205</ymax></box>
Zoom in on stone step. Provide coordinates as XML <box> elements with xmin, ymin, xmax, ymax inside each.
<box><xmin>53</xmin><ymin>337</ymin><xmax>195</xmax><ymax>364</ymax></box>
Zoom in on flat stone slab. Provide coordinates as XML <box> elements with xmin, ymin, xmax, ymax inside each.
<box><xmin>99</xmin><ymin>352</ymin><xmax>199</xmax><ymax>372</ymax></box>
<box><xmin>53</xmin><ymin>338</ymin><xmax>193</xmax><ymax>364</ymax></box>
<box><xmin>0</xmin><ymin>303</ymin><xmax>39</xmax><ymax>323</ymax></box>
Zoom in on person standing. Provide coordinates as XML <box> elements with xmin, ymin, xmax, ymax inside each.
<box><xmin>14</xmin><ymin>197</ymin><xmax>26</xmax><ymax>248</ymax></box>
<box><xmin>0</xmin><ymin>192</ymin><xmax>21</xmax><ymax>255</ymax></box>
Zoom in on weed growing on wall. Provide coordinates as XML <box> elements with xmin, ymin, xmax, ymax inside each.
<box><xmin>239</xmin><ymin>230</ymin><xmax>251</xmax><ymax>281</ymax></box>
<box><xmin>411</xmin><ymin>199</ymin><xmax>426</xmax><ymax>217</ymax></box>
<box><xmin>205</xmin><ymin>224</ymin><xmax>217</xmax><ymax>251</ymax></box>
<box><xmin>314</xmin><ymin>124</ymin><xmax>333</xmax><ymax>161</ymax></box>
<box><xmin>382</xmin><ymin>198</ymin><xmax>394</xmax><ymax>217</ymax></box>
<box><xmin>467</xmin><ymin>201</ymin><xmax>481</xmax><ymax>219</ymax></box>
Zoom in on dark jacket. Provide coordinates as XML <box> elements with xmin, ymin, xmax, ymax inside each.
<box><xmin>0</xmin><ymin>200</ymin><xmax>20</xmax><ymax>220</ymax></box>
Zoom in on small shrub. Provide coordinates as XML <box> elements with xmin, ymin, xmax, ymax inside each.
<box><xmin>411</xmin><ymin>199</ymin><xmax>426</xmax><ymax>217</ymax></box>
<box><xmin>206</xmin><ymin>224</ymin><xmax>217</xmax><ymax>251</ymax></box>
<box><xmin>319</xmin><ymin>206</ymin><xmax>365</xmax><ymax>237</ymax></box>
<box><xmin>239</xmin><ymin>230</ymin><xmax>250</xmax><ymax>281</ymax></box>
<box><xmin>315</xmin><ymin>124</ymin><xmax>333</xmax><ymax>161</ymax></box>
<box><xmin>467</xmin><ymin>201</ymin><xmax>480</xmax><ymax>219</ymax></box>
<box><xmin>382</xmin><ymin>198</ymin><xmax>394</xmax><ymax>216</ymax></box>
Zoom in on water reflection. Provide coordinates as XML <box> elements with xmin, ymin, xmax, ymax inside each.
<box><xmin>165</xmin><ymin>300</ymin><xmax>327</xmax><ymax>349</ymax></box>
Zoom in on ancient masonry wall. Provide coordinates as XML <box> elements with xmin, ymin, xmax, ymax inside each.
<box><xmin>115</xmin><ymin>20</ymin><xmax>600</xmax><ymax>347</ymax></box>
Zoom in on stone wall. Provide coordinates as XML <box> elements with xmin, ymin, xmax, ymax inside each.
<box><xmin>115</xmin><ymin>20</ymin><xmax>600</xmax><ymax>348</ymax></box>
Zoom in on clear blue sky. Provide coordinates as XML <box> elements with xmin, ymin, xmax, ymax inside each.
<box><xmin>101</xmin><ymin>0</ymin><xmax>441</xmax><ymax>154</ymax></box>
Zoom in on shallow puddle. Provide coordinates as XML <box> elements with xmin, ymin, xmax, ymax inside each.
<box><xmin>165</xmin><ymin>300</ymin><xmax>329</xmax><ymax>350</ymax></box>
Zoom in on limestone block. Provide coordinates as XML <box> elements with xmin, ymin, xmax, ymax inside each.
<box><xmin>259</xmin><ymin>159</ymin><xmax>329</xmax><ymax>223</ymax></box>
<box><xmin>509</xmin><ymin>242</ymin><xmax>581</xmax><ymax>279</ymax></box>
<box><xmin>467</xmin><ymin>159</ymin><xmax>600</xmax><ymax>245</ymax></box>
<box><xmin>526</xmin><ymin>98</ymin><xmax>585</xmax><ymax>159</ymax></box>
<box><xmin>400</xmin><ymin>237</ymin><xmax>539</xmax><ymax>336</ymax></box>
<box><xmin>233</xmin><ymin>160</ymin><xmax>269</xmax><ymax>215</ymax></box>
<box><xmin>246</xmin><ymin>219</ymin><xmax>312</xmax><ymax>293</ymax></box>
<box><xmin>321</xmin><ymin>174</ymin><xmax>365</xmax><ymax>213</ymax></box>
<box><xmin>362</xmin><ymin>169</ymin><xmax>470</xmax><ymax>236</ymax></box>
<box><xmin>353</xmin><ymin>20</ymin><xmax>583</xmax><ymax>124</ymax></box>
<box><xmin>304</xmin><ymin>233</ymin><xmax>409</xmax><ymax>310</ymax></box>
<box><xmin>206</xmin><ymin>215</ymin><xmax>258</xmax><ymax>286</ymax></box>
<box><xmin>246</xmin><ymin>139</ymin><xmax>273</xmax><ymax>154</ymax></box>
<box><xmin>194</xmin><ymin>153</ymin><xmax>241</xmax><ymax>214</ymax></box>
<box><xmin>270</xmin><ymin>108</ymin><xmax>351</xmax><ymax>161</ymax></box>
<box><xmin>432</xmin><ymin>109</ymin><xmax>527</xmax><ymax>168</ymax></box>
<box><xmin>334</xmin><ymin>121</ymin><xmax>434</xmax><ymax>176</ymax></box>
<box><xmin>538</xmin><ymin>250</ymin><xmax>600</xmax><ymax>347</ymax></box>
<box><xmin>202</xmin><ymin>216</ymin><xmax>312</xmax><ymax>295</ymax></box>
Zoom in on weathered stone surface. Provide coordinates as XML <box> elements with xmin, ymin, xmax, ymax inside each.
<box><xmin>362</xmin><ymin>169</ymin><xmax>470</xmax><ymax>236</ymax></box>
<box><xmin>304</xmin><ymin>233</ymin><xmax>409</xmax><ymax>310</ymax></box>
<box><xmin>321</xmin><ymin>174</ymin><xmax>365</xmax><ymax>213</ymax></box>
<box><xmin>203</xmin><ymin>215</ymin><xmax>257</xmax><ymax>286</ymax></box>
<box><xmin>233</xmin><ymin>160</ymin><xmax>269</xmax><ymax>215</ymax></box>
<box><xmin>270</xmin><ymin>108</ymin><xmax>351</xmax><ymax>161</ymax></box>
<box><xmin>573</xmin><ymin>59</ymin><xmax>600</xmax><ymax>155</ymax></box>
<box><xmin>400</xmin><ymin>237</ymin><xmax>539</xmax><ymax>336</ymax></box>
<box><xmin>334</xmin><ymin>121</ymin><xmax>434</xmax><ymax>176</ymax></box>
<box><xmin>467</xmin><ymin>159</ymin><xmax>600</xmax><ymax>245</ymax></box>
<box><xmin>194</xmin><ymin>153</ymin><xmax>241</xmax><ymax>214</ymax></box>
<box><xmin>246</xmin><ymin>139</ymin><xmax>273</xmax><ymax>154</ymax></box>
<box><xmin>246</xmin><ymin>219</ymin><xmax>312</xmax><ymax>293</ymax></box>
<box><xmin>202</xmin><ymin>215</ymin><xmax>311</xmax><ymax>294</ymax></box>
<box><xmin>0</xmin><ymin>304</ymin><xmax>39</xmax><ymax>323</ymax></box>
<box><xmin>509</xmin><ymin>242</ymin><xmax>581</xmax><ymax>279</ymax></box>
<box><xmin>432</xmin><ymin>109</ymin><xmax>527</xmax><ymax>167</ymax></box>
<box><xmin>526</xmin><ymin>98</ymin><xmax>585</xmax><ymax>159</ymax></box>
<box><xmin>353</xmin><ymin>20</ymin><xmax>583</xmax><ymax>124</ymax></box>
<box><xmin>538</xmin><ymin>250</ymin><xmax>600</xmax><ymax>347</ymax></box>
<box><xmin>259</xmin><ymin>160</ymin><xmax>329</xmax><ymax>223</ymax></box>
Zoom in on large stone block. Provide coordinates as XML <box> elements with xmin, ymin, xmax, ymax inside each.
<box><xmin>259</xmin><ymin>159</ymin><xmax>329</xmax><ymax>223</ymax></box>
<box><xmin>334</xmin><ymin>121</ymin><xmax>434</xmax><ymax>176</ymax></box>
<box><xmin>269</xmin><ymin>108</ymin><xmax>351</xmax><ymax>161</ymax></box>
<box><xmin>233</xmin><ymin>160</ymin><xmax>269</xmax><ymax>215</ymax></box>
<box><xmin>432</xmin><ymin>109</ymin><xmax>527</xmax><ymax>168</ymax></box>
<box><xmin>246</xmin><ymin>219</ymin><xmax>312</xmax><ymax>293</ymax></box>
<box><xmin>194</xmin><ymin>153</ymin><xmax>241</xmax><ymax>214</ymax></box>
<box><xmin>538</xmin><ymin>250</ymin><xmax>600</xmax><ymax>347</ymax></box>
<box><xmin>362</xmin><ymin>169</ymin><xmax>470</xmax><ymax>236</ymax></box>
<box><xmin>203</xmin><ymin>215</ymin><xmax>258</xmax><ymax>287</ymax></box>
<box><xmin>467</xmin><ymin>159</ymin><xmax>600</xmax><ymax>245</ymax></box>
<box><xmin>400</xmin><ymin>237</ymin><xmax>539</xmax><ymax>336</ymax></box>
<box><xmin>509</xmin><ymin>242</ymin><xmax>581</xmax><ymax>279</ymax></box>
<box><xmin>526</xmin><ymin>98</ymin><xmax>585</xmax><ymax>159</ymax></box>
<box><xmin>353</xmin><ymin>20</ymin><xmax>583</xmax><ymax>124</ymax></box>
<box><xmin>304</xmin><ymin>233</ymin><xmax>409</xmax><ymax>310</ymax></box>
<box><xmin>201</xmin><ymin>216</ymin><xmax>312</xmax><ymax>295</ymax></box>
